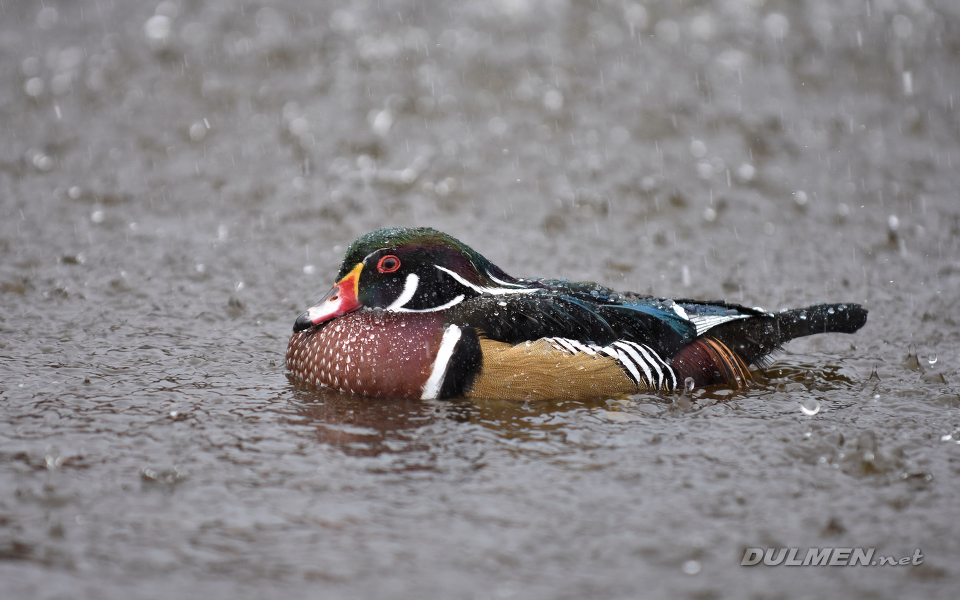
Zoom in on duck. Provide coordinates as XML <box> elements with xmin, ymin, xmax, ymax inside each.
<box><xmin>286</xmin><ymin>227</ymin><xmax>868</xmax><ymax>401</ymax></box>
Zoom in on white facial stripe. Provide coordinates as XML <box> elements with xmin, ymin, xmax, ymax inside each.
<box><xmin>435</xmin><ymin>265</ymin><xmax>538</xmax><ymax>296</ymax></box>
<box><xmin>421</xmin><ymin>325</ymin><xmax>462</xmax><ymax>400</ymax></box>
<box><xmin>386</xmin><ymin>273</ymin><xmax>419</xmax><ymax>311</ymax></box>
<box><xmin>383</xmin><ymin>272</ymin><xmax>466</xmax><ymax>312</ymax></box>
<box><xmin>391</xmin><ymin>295</ymin><xmax>465</xmax><ymax>313</ymax></box>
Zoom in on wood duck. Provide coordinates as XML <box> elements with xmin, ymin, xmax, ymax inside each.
<box><xmin>287</xmin><ymin>227</ymin><xmax>868</xmax><ymax>401</ymax></box>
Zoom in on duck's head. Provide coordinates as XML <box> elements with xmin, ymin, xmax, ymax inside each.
<box><xmin>293</xmin><ymin>227</ymin><xmax>528</xmax><ymax>332</ymax></box>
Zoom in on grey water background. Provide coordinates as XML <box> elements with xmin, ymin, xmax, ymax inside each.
<box><xmin>2</xmin><ymin>0</ymin><xmax>959</xmax><ymax>597</ymax></box>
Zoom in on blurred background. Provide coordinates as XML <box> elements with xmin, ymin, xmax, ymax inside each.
<box><xmin>1</xmin><ymin>0</ymin><xmax>959</xmax><ymax>598</ymax></box>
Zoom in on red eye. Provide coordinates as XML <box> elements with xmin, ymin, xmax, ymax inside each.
<box><xmin>377</xmin><ymin>255</ymin><xmax>401</xmax><ymax>273</ymax></box>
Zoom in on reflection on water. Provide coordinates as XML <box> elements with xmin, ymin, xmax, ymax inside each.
<box><xmin>283</xmin><ymin>352</ymin><xmax>864</xmax><ymax>458</ymax></box>
<box><xmin>287</xmin><ymin>377</ymin><xmax>439</xmax><ymax>456</ymax></box>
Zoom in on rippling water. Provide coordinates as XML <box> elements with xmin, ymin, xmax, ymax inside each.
<box><xmin>2</xmin><ymin>1</ymin><xmax>959</xmax><ymax>598</ymax></box>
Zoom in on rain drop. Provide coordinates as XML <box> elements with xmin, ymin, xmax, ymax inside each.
<box><xmin>371</xmin><ymin>110</ymin><xmax>393</xmax><ymax>137</ymax></box>
<box><xmin>37</xmin><ymin>6</ymin><xmax>59</xmax><ymax>29</ymax></box>
<box><xmin>24</xmin><ymin>77</ymin><xmax>45</xmax><ymax>98</ymax></box>
<box><xmin>926</xmin><ymin>353</ymin><xmax>937</xmax><ymax>366</ymax></box>
<box><xmin>892</xmin><ymin>15</ymin><xmax>912</xmax><ymax>40</ymax></box>
<box><xmin>144</xmin><ymin>15</ymin><xmax>173</xmax><ymax>45</ymax></box>
<box><xmin>800</xmin><ymin>398</ymin><xmax>820</xmax><ymax>416</ymax></box>
<box><xmin>763</xmin><ymin>13</ymin><xmax>789</xmax><ymax>40</ymax></box>
<box><xmin>737</xmin><ymin>163</ymin><xmax>756</xmax><ymax>181</ymax></box>
<box><xmin>543</xmin><ymin>89</ymin><xmax>563</xmax><ymax>112</ymax></box>
<box><xmin>189</xmin><ymin>121</ymin><xmax>207</xmax><ymax>142</ymax></box>
<box><xmin>682</xmin><ymin>560</ymin><xmax>701</xmax><ymax>575</ymax></box>
<box><xmin>655</xmin><ymin>19</ymin><xmax>680</xmax><ymax>44</ymax></box>
<box><xmin>689</xmin><ymin>139</ymin><xmax>707</xmax><ymax>158</ymax></box>
<box><xmin>488</xmin><ymin>116</ymin><xmax>508</xmax><ymax>137</ymax></box>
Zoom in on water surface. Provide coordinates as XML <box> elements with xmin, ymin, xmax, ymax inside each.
<box><xmin>2</xmin><ymin>1</ymin><xmax>959</xmax><ymax>598</ymax></box>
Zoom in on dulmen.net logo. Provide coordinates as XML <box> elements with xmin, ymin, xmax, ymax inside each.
<box><xmin>741</xmin><ymin>548</ymin><xmax>924</xmax><ymax>567</ymax></box>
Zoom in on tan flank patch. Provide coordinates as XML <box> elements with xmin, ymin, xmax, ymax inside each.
<box><xmin>467</xmin><ymin>338</ymin><xmax>638</xmax><ymax>401</ymax></box>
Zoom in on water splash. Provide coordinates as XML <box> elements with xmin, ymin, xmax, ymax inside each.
<box><xmin>672</xmin><ymin>377</ymin><xmax>696</xmax><ymax>411</ymax></box>
<box><xmin>941</xmin><ymin>428</ymin><xmax>960</xmax><ymax>444</ymax></box>
<box><xmin>902</xmin><ymin>344</ymin><xmax>921</xmax><ymax>371</ymax></box>
<box><xmin>856</xmin><ymin>431</ymin><xmax>877</xmax><ymax>462</ymax></box>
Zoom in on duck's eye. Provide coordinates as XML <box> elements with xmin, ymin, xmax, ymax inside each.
<box><xmin>377</xmin><ymin>255</ymin><xmax>401</xmax><ymax>273</ymax></box>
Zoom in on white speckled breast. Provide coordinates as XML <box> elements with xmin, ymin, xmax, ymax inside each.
<box><xmin>286</xmin><ymin>310</ymin><xmax>448</xmax><ymax>398</ymax></box>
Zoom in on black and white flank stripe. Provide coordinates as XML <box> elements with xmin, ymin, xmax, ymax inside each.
<box><xmin>544</xmin><ymin>337</ymin><xmax>678</xmax><ymax>391</ymax></box>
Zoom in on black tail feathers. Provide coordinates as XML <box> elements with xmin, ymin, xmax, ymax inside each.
<box><xmin>673</xmin><ymin>303</ymin><xmax>868</xmax><ymax>386</ymax></box>
<box><xmin>772</xmin><ymin>303</ymin><xmax>868</xmax><ymax>338</ymax></box>
<box><xmin>708</xmin><ymin>302</ymin><xmax>867</xmax><ymax>369</ymax></box>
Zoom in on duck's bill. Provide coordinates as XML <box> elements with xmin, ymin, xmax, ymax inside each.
<box><xmin>293</xmin><ymin>263</ymin><xmax>363</xmax><ymax>332</ymax></box>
